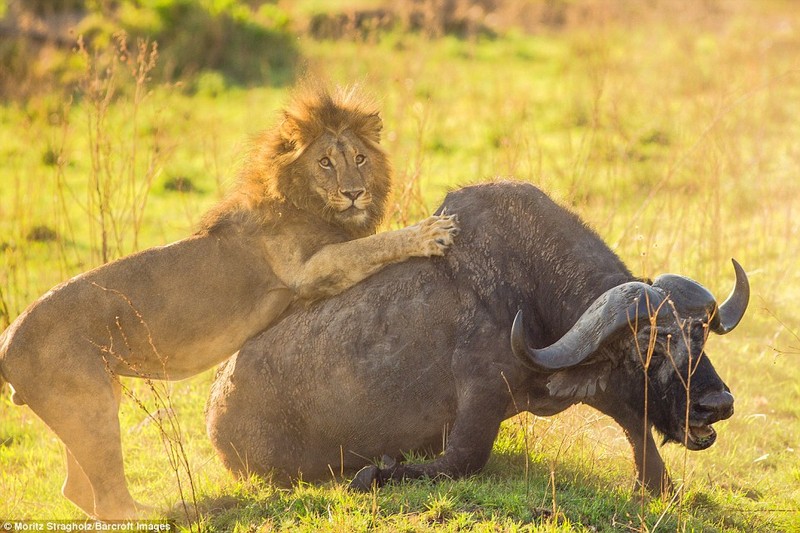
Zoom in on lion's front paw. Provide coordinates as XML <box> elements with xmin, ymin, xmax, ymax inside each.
<box><xmin>411</xmin><ymin>214</ymin><xmax>460</xmax><ymax>257</ymax></box>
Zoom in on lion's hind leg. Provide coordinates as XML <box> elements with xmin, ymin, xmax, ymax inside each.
<box><xmin>62</xmin><ymin>447</ymin><xmax>95</xmax><ymax>515</ymax></box>
<box><xmin>61</xmin><ymin>378</ymin><xmax>128</xmax><ymax>517</ymax></box>
<box><xmin>22</xmin><ymin>371</ymin><xmax>139</xmax><ymax>519</ymax></box>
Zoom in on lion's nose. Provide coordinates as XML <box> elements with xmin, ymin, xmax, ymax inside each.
<box><xmin>341</xmin><ymin>188</ymin><xmax>366</xmax><ymax>202</ymax></box>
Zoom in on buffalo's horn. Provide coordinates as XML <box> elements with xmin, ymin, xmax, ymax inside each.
<box><xmin>511</xmin><ymin>282</ymin><xmax>665</xmax><ymax>371</ymax></box>
<box><xmin>709</xmin><ymin>258</ymin><xmax>750</xmax><ymax>334</ymax></box>
<box><xmin>652</xmin><ymin>259</ymin><xmax>749</xmax><ymax>335</ymax></box>
<box><xmin>651</xmin><ymin>274</ymin><xmax>717</xmax><ymax>319</ymax></box>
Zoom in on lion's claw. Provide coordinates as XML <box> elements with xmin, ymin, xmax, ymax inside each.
<box><xmin>412</xmin><ymin>214</ymin><xmax>460</xmax><ymax>257</ymax></box>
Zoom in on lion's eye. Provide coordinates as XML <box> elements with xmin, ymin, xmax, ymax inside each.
<box><xmin>319</xmin><ymin>157</ymin><xmax>332</xmax><ymax>169</ymax></box>
<box><xmin>355</xmin><ymin>154</ymin><xmax>366</xmax><ymax>166</ymax></box>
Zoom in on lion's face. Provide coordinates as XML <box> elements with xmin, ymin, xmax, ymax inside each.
<box><xmin>299</xmin><ymin>129</ymin><xmax>382</xmax><ymax>229</ymax></box>
<box><xmin>219</xmin><ymin>86</ymin><xmax>393</xmax><ymax>238</ymax></box>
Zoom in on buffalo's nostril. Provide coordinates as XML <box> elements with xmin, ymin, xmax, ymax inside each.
<box><xmin>341</xmin><ymin>189</ymin><xmax>365</xmax><ymax>202</ymax></box>
<box><xmin>693</xmin><ymin>390</ymin><xmax>735</xmax><ymax>422</ymax></box>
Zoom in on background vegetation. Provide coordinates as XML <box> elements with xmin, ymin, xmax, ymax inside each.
<box><xmin>1</xmin><ymin>0</ymin><xmax>799</xmax><ymax>531</ymax></box>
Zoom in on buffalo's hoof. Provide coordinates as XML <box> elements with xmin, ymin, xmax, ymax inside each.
<box><xmin>349</xmin><ymin>465</ymin><xmax>380</xmax><ymax>492</ymax></box>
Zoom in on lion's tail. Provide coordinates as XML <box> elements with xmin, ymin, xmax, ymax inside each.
<box><xmin>0</xmin><ymin>328</ymin><xmax>7</xmax><ymax>403</ymax></box>
<box><xmin>0</xmin><ymin>327</ymin><xmax>7</xmax><ymax>402</ymax></box>
<box><xmin>0</xmin><ymin>327</ymin><xmax>23</xmax><ymax>406</ymax></box>
<box><xmin>0</xmin><ymin>367</ymin><xmax>6</xmax><ymax>404</ymax></box>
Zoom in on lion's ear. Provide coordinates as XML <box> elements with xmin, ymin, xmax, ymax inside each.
<box><xmin>360</xmin><ymin>112</ymin><xmax>383</xmax><ymax>144</ymax></box>
<box><xmin>279</xmin><ymin>113</ymin><xmax>301</xmax><ymax>153</ymax></box>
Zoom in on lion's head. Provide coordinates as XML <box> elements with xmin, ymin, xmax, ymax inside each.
<box><xmin>213</xmin><ymin>84</ymin><xmax>392</xmax><ymax>238</ymax></box>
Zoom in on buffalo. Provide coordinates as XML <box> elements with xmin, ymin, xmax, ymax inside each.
<box><xmin>205</xmin><ymin>181</ymin><xmax>748</xmax><ymax>495</ymax></box>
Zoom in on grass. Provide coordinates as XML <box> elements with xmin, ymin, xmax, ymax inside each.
<box><xmin>2</xmin><ymin>1</ymin><xmax>800</xmax><ymax>530</ymax></box>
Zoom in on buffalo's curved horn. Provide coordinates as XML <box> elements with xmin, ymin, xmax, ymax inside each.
<box><xmin>709</xmin><ymin>258</ymin><xmax>750</xmax><ymax>334</ymax></box>
<box><xmin>652</xmin><ymin>259</ymin><xmax>749</xmax><ymax>335</ymax></box>
<box><xmin>511</xmin><ymin>282</ymin><xmax>665</xmax><ymax>371</ymax></box>
<box><xmin>651</xmin><ymin>274</ymin><xmax>716</xmax><ymax>318</ymax></box>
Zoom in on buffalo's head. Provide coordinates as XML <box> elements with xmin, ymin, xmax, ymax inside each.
<box><xmin>511</xmin><ymin>259</ymin><xmax>749</xmax><ymax>451</ymax></box>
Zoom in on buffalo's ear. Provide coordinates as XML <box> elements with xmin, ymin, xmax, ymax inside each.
<box><xmin>546</xmin><ymin>363</ymin><xmax>612</xmax><ymax>400</ymax></box>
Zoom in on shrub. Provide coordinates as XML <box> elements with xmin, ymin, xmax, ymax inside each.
<box><xmin>116</xmin><ymin>0</ymin><xmax>298</xmax><ymax>85</ymax></box>
<box><xmin>0</xmin><ymin>0</ymin><xmax>298</xmax><ymax>101</ymax></box>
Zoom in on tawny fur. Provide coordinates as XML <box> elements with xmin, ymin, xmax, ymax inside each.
<box><xmin>0</xmin><ymin>84</ymin><xmax>458</xmax><ymax>520</ymax></box>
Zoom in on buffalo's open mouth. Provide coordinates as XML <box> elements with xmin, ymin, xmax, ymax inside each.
<box><xmin>686</xmin><ymin>424</ymin><xmax>717</xmax><ymax>450</ymax></box>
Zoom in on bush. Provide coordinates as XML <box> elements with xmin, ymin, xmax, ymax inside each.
<box><xmin>116</xmin><ymin>0</ymin><xmax>297</xmax><ymax>85</ymax></box>
<box><xmin>0</xmin><ymin>0</ymin><xmax>299</xmax><ymax>101</ymax></box>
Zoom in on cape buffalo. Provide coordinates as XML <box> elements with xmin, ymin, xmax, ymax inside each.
<box><xmin>205</xmin><ymin>181</ymin><xmax>749</xmax><ymax>495</ymax></box>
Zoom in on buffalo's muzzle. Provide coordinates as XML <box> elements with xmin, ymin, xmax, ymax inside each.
<box><xmin>691</xmin><ymin>390</ymin><xmax>734</xmax><ymax>424</ymax></box>
<box><xmin>684</xmin><ymin>390</ymin><xmax>734</xmax><ymax>450</ymax></box>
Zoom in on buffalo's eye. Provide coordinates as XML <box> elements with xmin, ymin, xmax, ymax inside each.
<box><xmin>319</xmin><ymin>157</ymin><xmax>332</xmax><ymax>169</ymax></box>
<box><xmin>355</xmin><ymin>154</ymin><xmax>366</xmax><ymax>166</ymax></box>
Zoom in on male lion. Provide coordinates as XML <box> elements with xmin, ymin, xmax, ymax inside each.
<box><xmin>0</xmin><ymin>85</ymin><xmax>458</xmax><ymax>519</ymax></box>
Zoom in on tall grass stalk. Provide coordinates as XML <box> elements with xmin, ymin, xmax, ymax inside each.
<box><xmin>631</xmin><ymin>296</ymin><xmax>664</xmax><ymax>530</ymax></box>
<box><xmin>50</xmin><ymin>97</ymin><xmax>80</xmax><ymax>279</ymax></box>
<box><xmin>77</xmin><ymin>33</ymin><xmax>163</xmax><ymax>264</ymax></box>
<box><xmin>501</xmin><ymin>371</ymin><xmax>532</xmax><ymax>499</ymax></box>
<box><xmin>389</xmin><ymin>98</ymin><xmax>429</xmax><ymax>227</ymax></box>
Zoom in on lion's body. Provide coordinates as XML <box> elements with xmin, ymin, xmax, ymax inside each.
<box><xmin>0</xmin><ymin>85</ymin><xmax>458</xmax><ymax>520</ymax></box>
<box><xmin>1</xmin><ymin>230</ymin><xmax>289</xmax><ymax>384</ymax></box>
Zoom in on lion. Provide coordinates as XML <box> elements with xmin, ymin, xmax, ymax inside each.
<box><xmin>0</xmin><ymin>84</ymin><xmax>459</xmax><ymax>520</ymax></box>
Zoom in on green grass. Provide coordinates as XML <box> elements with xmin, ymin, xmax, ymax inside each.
<box><xmin>2</xmin><ymin>2</ymin><xmax>800</xmax><ymax>531</ymax></box>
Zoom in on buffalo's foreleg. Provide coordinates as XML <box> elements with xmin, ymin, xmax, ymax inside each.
<box><xmin>625</xmin><ymin>421</ymin><xmax>673</xmax><ymax>496</ymax></box>
<box><xmin>596</xmin><ymin>399</ymin><xmax>673</xmax><ymax>496</ymax></box>
<box><xmin>350</xmin><ymin>385</ymin><xmax>505</xmax><ymax>491</ymax></box>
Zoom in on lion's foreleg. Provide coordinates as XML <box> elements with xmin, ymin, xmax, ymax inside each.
<box><xmin>294</xmin><ymin>214</ymin><xmax>458</xmax><ymax>301</ymax></box>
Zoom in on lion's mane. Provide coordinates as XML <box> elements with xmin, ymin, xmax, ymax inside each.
<box><xmin>202</xmin><ymin>84</ymin><xmax>392</xmax><ymax>237</ymax></box>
